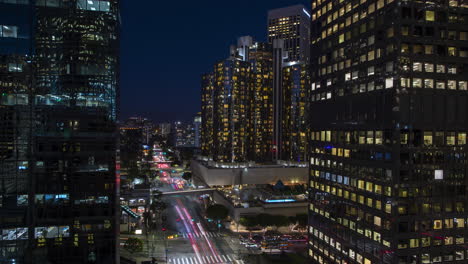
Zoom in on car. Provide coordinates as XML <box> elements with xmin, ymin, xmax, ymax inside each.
<box><xmin>245</xmin><ymin>243</ymin><xmax>259</xmax><ymax>248</ymax></box>
<box><xmin>239</xmin><ymin>240</ymin><xmax>248</xmax><ymax>245</ymax></box>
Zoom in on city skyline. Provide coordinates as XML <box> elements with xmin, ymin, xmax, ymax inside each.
<box><xmin>1</xmin><ymin>1</ymin><xmax>467</xmax><ymax>264</ymax></box>
<box><xmin>120</xmin><ymin>0</ymin><xmax>309</xmax><ymax>123</ymax></box>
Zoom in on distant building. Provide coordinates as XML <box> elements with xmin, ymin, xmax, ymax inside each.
<box><xmin>171</xmin><ymin>121</ymin><xmax>197</xmax><ymax>148</ymax></box>
<box><xmin>268</xmin><ymin>5</ymin><xmax>311</xmax><ymax>63</ymax></box>
<box><xmin>269</xmin><ymin>5</ymin><xmax>311</xmax><ymax>161</ymax></box>
<box><xmin>159</xmin><ymin>122</ymin><xmax>172</xmax><ymax>137</ymax></box>
<box><xmin>201</xmin><ymin>73</ymin><xmax>214</xmax><ymax>155</ymax></box>
<box><xmin>119</xmin><ymin>127</ymin><xmax>143</xmax><ymax>170</ymax></box>
<box><xmin>249</xmin><ymin>42</ymin><xmax>274</xmax><ymax>162</ymax></box>
<box><xmin>281</xmin><ymin>63</ymin><xmax>308</xmax><ymax>162</ymax></box>
<box><xmin>202</xmin><ymin>38</ymin><xmax>254</xmax><ymax>162</ymax></box>
<box><xmin>194</xmin><ymin>113</ymin><xmax>202</xmax><ymax>148</ymax></box>
<box><xmin>212</xmin><ymin>57</ymin><xmax>252</xmax><ymax>162</ymax></box>
<box><xmin>201</xmin><ymin>5</ymin><xmax>311</xmax><ymax>164</ymax></box>
<box><xmin>123</xmin><ymin>116</ymin><xmax>155</xmax><ymax>144</ymax></box>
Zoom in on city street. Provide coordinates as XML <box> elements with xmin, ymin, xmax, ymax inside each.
<box><xmin>162</xmin><ymin>195</ymin><xmax>247</xmax><ymax>264</ymax></box>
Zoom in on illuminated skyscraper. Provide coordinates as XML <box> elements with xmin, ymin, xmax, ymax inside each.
<box><xmin>269</xmin><ymin>5</ymin><xmax>311</xmax><ymax>162</ymax></box>
<box><xmin>281</xmin><ymin>63</ymin><xmax>309</xmax><ymax>162</ymax></box>
<box><xmin>308</xmin><ymin>0</ymin><xmax>468</xmax><ymax>263</ymax></box>
<box><xmin>248</xmin><ymin>42</ymin><xmax>274</xmax><ymax>162</ymax></box>
<box><xmin>201</xmin><ymin>73</ymin><xmax>214</xmax><ymax>156</ymax></box>
<box><xmin>201</xmin><ymin>37</ymin><xmax>275</xmax><ymax>163</ymax></box>
<box><xmin>268</xmin><ymin>5</ymin><xmax>311</xmax><ymax>63</ymax></box>
<box><xmin>0</xmin><ymin>1</ymin><xmax>120</xmax><ymax>263</ymax></box>
<box><xmin>194</xmin><ymin>113</ymin><xmax>202</xmax><ymax>148</ymax></box>
<box><xmin>211</xmin><ymin>57</ymin><xmax>252</xmax><ymax>162</ymax></box>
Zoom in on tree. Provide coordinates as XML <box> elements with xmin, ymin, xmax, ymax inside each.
<box><xmin>182</xmin><ymin>172</ymin><xmax>192</xmax><ymax>181</ymax></box>
<box><xmin>149</xmin><ymin>190</ymin><xmax>166</xmax><ymax>215</ymax></box>
<box><xmin>271</xmin><ymin>215</ymin><xmax>289</xmax><ymax>228</ymax></box>
<box><xmin>126</xmin><ymin>164</ymin><xmax>140</xmax><ymax>180</ymax></box>
<box><xmin>239</xmin><ymin>217</ymin><xmax>258</xmax><ymax>230</ymax></box>
<box><xmin>295</xmin><ymin>214</ymin><xmax>308</xmax><ymax>227</ymax></box>
<box><xmin>206</xmin><ymin>204</ymin><xmax>229</xmax><ymax>221</ymax></box>
<box><xmin>124</xmin><ymin>237</ymin><xmax>143</xmax><ymax>254</ymax></box>
<box><xmin>256</xmin><ymin>213</ymin><xmax>273</xmax><ymax>228</ymax></box>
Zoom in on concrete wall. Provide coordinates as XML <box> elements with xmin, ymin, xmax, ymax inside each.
<box><xmin>213</xmin><ymin>191</ymin><xmax>307</xmax><ymax>222</ymax></box>
<box><xmin>192</xmin><ymin>160</ymin><xmax>308</xmax><ymax>186</ymax></box>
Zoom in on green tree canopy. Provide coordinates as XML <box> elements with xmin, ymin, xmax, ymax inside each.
<box><xmin>206</xmin><ymin>204</ymin><xmax>229</xmax><ymax>220</ymax></box>
<box><xmin>239</xmin><ymin>217</ymin><xmax>258</xmax><ymax>229</ymax></box>
<box><xmin>182</xmin><ymin>172</ymin><xmax>192</xmax><ymax>181</ymax></box>
<box><xmin>124</xmin><ymin>237</ymin><xmax>143</xmax><ymax>254</ymax></box>
<box><xmin>295</xmin><ymin>213</ymin><xmax>308</xmax><ymax>226</ymax></box>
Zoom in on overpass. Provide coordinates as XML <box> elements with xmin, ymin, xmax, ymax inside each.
<box><xmin>161</xmin><ymin>188</ymin><xmax>214</xmax><ymax>196</ymax></box>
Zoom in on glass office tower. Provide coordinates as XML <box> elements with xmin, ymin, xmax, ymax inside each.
<box><xmin>308</xmin><ymin>0</ymin><xmax>468</xmax><ymax>263</ymax></box>
<box><xmin>268</xmin><ymin>4</ymin><xmax>311</xmax><ymax>63</ymax></box>
<box><xmin>0</xmin><ymin>1</ymin><xmax>120</xmax><ymax>263</ymax></box>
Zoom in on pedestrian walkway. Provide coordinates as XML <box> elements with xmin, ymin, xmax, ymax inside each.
<box><xmin>180</xmin><ymin>232</ymin><xmax>222</xmax><ymax>239</ymax></box>
<box><xmin>168</xmin><ymin>254</ymin><xmax>245</xmax><ymax>264</ymax></box>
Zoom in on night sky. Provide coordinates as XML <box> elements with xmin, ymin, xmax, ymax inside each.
<box><xmin>120</xmin><ymin>0</ymin><xmax>309</xmax><ymax>123</ymax></box>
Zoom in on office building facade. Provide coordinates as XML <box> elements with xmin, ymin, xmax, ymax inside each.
<box><xmin>268</xmin><ymin>4</ymin><xmax>311</xmax><ymax>63</ymax></box>
<box><xmin>0</xmin><ymin>1</ymin><xmax>120</xmax><ymax>263</ymax></box>
<box><xmin>194</xmin><ymin>113</ymin><xmax>202</xmax><ymax>148</ymax></box>
<box><xmin>269</xmin><ymin>5</ymin><xmax>311</xmax><ymax>162</ymax></box>
<box><xmin>308</xmin><ymin>0</ymin><xmax>468</xmax><ymax>264</ymax></box>
<box><xmin>282</xmin><ymin>62</ymin><xmax>309</xmax><ymax>162</ymax></box>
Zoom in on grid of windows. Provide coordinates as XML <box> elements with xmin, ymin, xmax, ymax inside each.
<box><xmin>308</xmin><ymin>0</ymin><xmax>468</xmax><ymax>263</ymax></box>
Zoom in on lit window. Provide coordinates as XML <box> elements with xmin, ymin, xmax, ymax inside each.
<box><xmin>436</xmin><ymin>81</ymin><xmax>445</xmax><ymax>89</ymax></box>
<box><xmin>385</xmin><ymin>78</ymin><xmax>394</xmax><ymax>89</ymax></box>
<box><xmin>413</xmin><ymin>78</ymin><xmax>422</xmax><ymax>88</ymax></box>
<box><xmin>424</xmin><ymin>79</ymin><xmax>434</xmax><ymax>89</ymax></box>
<box><xmin>345</xmin><ymin>72</ymin><xmax>351</xmax><ymax>81</ymax></box>
<box><xmin>448</xmin><ymin>47</ymin><xmax>457</xmax><ymax>56</ymax></box>
<box><xmin>8</xmin><ymin>63</ymin><xmax>22</xmax><ymax>72</ymax></box>
<box><xmin>424</xmin><ymin>132</ymin><xmax>433</xmax><ymax>145</ymax></box>
<box><xmin>77</xmin><ymin>0</ymin><xmax>110</xmax><ymax>12</ymax></box>
<box><xmin>448</xmin><ymin>66</ymin><xmax>457</xmax><ymax>74</ymax></box>
<box><xmin>436</xmin><ymin>64</ymin><xmax>445</xmax><ymax>73</ymax></box>
<box><xmin>458</xmin><ymin>133</ymin><xmax>466</xmax><ymax>145</ymax></box>
<box><xmin>424</xmin><ymin>63</ymin><xmax>434</xmax><ymax>72</ymax></box>
<box><xmin>458</xmin><ymin>81</ymin><xmax>467</xmax><ymax>90</ymax></box>
<box><xmin>1</xmin><ymin>25</ymin><xmax>18</xmax><ymax>38</ymax></box>
<box><xmin>425</xmin><ymin>11</ymin><xmax>435</xmax><ymax>21</ymax></box>
<box><xmin>413</xmin><ymin>62</ymin><xmax>422</xmax><ymax>72</ymax></box>
<box><xmin>448</xmin><ymin>80</ymin><xmax>456</xmax><ymax>90</ymax></box>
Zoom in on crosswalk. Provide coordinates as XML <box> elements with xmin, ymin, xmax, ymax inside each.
<box><xmin>180</xmin><ymin>232</ymin><xmax>222</xmax><ymax>239</ymax></box>
<box><xmin>168</xmin><ymin>254</ymin><xmax>241</xmax><ymax>264</ymax></box>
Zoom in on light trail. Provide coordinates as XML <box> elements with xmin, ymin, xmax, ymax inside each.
<box><xmin>174</xmin><ymin>205</ymin><xmax>203</xmax><ymax>263</ymax></box>
<box><xmin>180</xmin><ymin>201</ymin><xmax>222</xmax><ymax>260</ymax></box>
